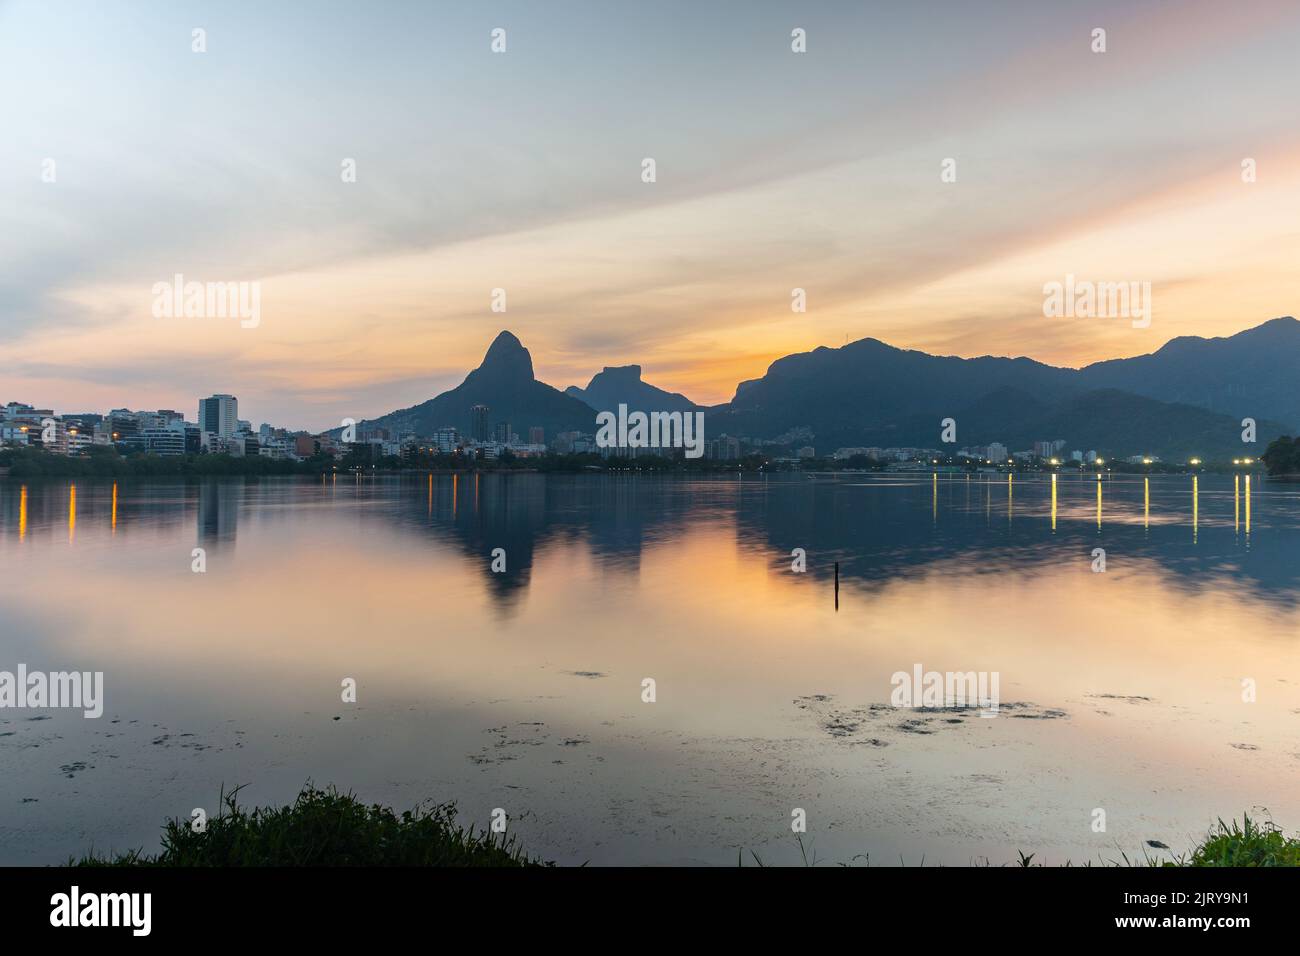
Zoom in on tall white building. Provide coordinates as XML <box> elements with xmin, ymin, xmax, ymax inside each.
<box><xmin>199</xmin><ymin>394</ymin><xmax>238</xmax><ymax>438</ymax></box>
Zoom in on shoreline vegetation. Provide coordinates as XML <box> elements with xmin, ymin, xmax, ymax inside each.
<box><xmin>1259</xmin><ymin>435</ymin><xmax>1300</xmax><ymax>479</ymax></box>
<box><xmin>73</xmin><ymin>786</ymin><xmax>547</xmax><ymax>868</ymax></box>
<box><xmin>0</xmin><ymin>443</ymin><xmax>1286</xmax><ymax>480</ymax></box>
<box><xmin>69</xmin><ymin>785</ymin><xmax>1300</xmax><ymax>867</ymax></box>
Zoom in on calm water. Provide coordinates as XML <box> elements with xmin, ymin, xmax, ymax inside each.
<box><xmin>1</xmin><ymin>472</ymin><xmax>1297</xmax><ymax>866</ymax></box>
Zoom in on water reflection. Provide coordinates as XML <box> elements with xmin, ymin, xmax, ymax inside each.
<box><xmin>1096</xmin><ymin>474</ymin><xmax>1102</xmax><ymax>530</ymax></box>
<box><xmin>0</xmin><ymin>471</ymin><xmax>1296</xmax><ymax>866</ymax></box>
<box><xmin>197</xmin><ymin>481</ymin><xmax>241</xmax><ymax>550</ymax></box>
<box><xmin>0</xmin><ymin>472</ymin><xmax>1291</xmax><ymax>606</ymax></box>
<box><xmin>1246</xmin><ymin>475</ymin><xmax>1252</xmax><ymax>535</ymax></box>
<box><xmin>1050</xmin><ymin>473</ymin><xmax>1056</xmax><ymax>532</ymax></box>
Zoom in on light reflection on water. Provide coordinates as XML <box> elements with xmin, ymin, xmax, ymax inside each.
<box><xmin>0</xmin><ymin>473</ymin><xmax>1297</xmax><ymax>866</ymax></box>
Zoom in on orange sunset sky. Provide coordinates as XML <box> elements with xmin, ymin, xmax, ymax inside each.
<box><xmin>3</xmin><ymin>0</ymin><xmax>1298</xmax><ymax>430</ymax></box>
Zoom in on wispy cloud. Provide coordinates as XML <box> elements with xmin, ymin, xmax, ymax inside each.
<box><xmin>3</xmin><ymin>0</ymin><xmax>1297</xmax><ymax>427</ymax></box>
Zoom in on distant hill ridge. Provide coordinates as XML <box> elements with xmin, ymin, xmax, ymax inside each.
<box><xmin>565</xmin><ymin>365</ymin><xmax>702</xmax><ymax>415</ymax></box>
<box><xmin>354</xmin><ymin>317</ymin><xmax>1298</xmax><ymax>457</ymax></box>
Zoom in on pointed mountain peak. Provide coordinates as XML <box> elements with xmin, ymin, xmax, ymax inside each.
<box><xmin>476</xmin><ymin>330</ymin><xmax>534</xmax><ymax>380</ymax></box>
<box><xmin>484</xmin><ymin>329</ymin><xmax>525</xmax><ymax>357</ymax></box>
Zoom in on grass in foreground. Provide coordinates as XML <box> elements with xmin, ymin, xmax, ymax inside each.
<box><xmin>1178</xmin><ymin>814</ymin><xmax>1300</xmax><ymax>867</ymax></box>
<box><xmin>71</xmin><ymin>785</ymin><xmax>549</xmax><ymax>867</ymax></box>
<box><xmin>747</xmin><ymin>815</ymin><xmax>1300</xmax><ymax>867</ymax></box>
<box><xmin>70</xmin><ymin>786</ymin><xmax>1298</xmax><ymax>867</ymax></box>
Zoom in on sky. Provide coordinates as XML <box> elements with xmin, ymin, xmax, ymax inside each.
<box><xmin>3</xmin><ymin>0</ymin><xmax>1299</xmax><ymax>431</ymax></box>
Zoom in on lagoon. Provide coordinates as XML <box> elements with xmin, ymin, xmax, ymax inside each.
<box><xmin>1</xmin><ymin>472</ymin><xmax>1297</xmax><ymax>865</ymax></box>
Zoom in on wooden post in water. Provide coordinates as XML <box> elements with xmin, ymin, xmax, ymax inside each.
<box><xmin>834</xmin><ymin>561</ymin><xmax>839</xmax><ymax>611</ymax></box>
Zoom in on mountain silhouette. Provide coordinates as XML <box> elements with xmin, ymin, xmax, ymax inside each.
<box><xmin>711</xmin><ymin>337</ymin><xmax>1082</xmax><ymax>449</ymax></box>
<box><xmin>359</xmin><ymin>331</ymin><xmax>596</xmax><ymax>438</ymax></box>
<box><xmin>1078</xmin><ymin>316</ymin><xmax>1300</xmax><ymax>426</ymax></box>
<box><xmin>355</xmin><ymin>318</ymin><xmax>1297</xmax><ymax>458</ymax></box>
<box><xmin>565</xmin><ymin>365</ymin><xmax>703</xmax><ymax>414</ymax></box>
<box><xmin>707</xmin><ymin>317</ymin><xmax>1298</xmax><ymax>454</ymax></box>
